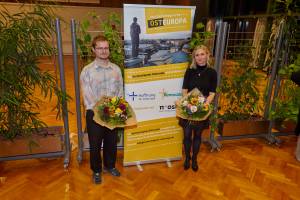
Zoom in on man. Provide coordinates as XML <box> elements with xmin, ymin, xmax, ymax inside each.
<box><xmin>80</xmin><ymin>35</ymin><xmax>123</xmax><ymax>184</ymax></box>
<box><xmin>130</xmin><ymin>17</ymin><xmax>141</xmax><ymax>58</ymax></box>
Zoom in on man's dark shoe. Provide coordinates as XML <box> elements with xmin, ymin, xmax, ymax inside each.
<box><xmin>104</xmin><ymin>167</ymin><xmax>121</xmax><ymax>177</ymax></box>
<box><xmin>92</xmin><ymin>172</ymin><xmax>102</xmax><ymax>184</ymax></box>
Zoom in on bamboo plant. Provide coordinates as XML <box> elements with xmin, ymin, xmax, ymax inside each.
<box><xmin>0</xmin><ymin>5</ymin><xmax>69</xmax><ymax>140</ymax></box>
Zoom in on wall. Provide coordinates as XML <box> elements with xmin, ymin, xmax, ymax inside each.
<box><xmin>0</xmin><ymin>3</ymin><xmax>122</xmax><ymax>54</ymax></box>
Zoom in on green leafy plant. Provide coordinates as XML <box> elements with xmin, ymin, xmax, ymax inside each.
<box><xmin>273</xmin><ymin>0</ymin><xmax>300</xmax><ymax>64</ymax></box>
<box><xmin>218</xmin><ymin>63</ymin><xmax>261</xmax><ymax>121</ymax></box>
<box><xmin>0</xmin><ymin>5</ymin><xmax>70</xmax><ymax>140</ymax></box>
<box><xmin>190</xmin><ymin>22</ymin><xmax>214</xmax><ymax>49</ymax></box>
<box><xmin>279</xmin><ymin>54</ymin><xmax>300</xmax><ymax>77</ymax></box>
<box><xmin>77</xmin><ymin>12</ymin><xmax>124</xmax><ymax>69</ymax></box>
<box><xmin>272</xmin><ymin>0</ymin><xmax>299</xmax><ymax>16</ymax></box>
<box><xmin>217</xmin><ymin>42</ymin><xmax>262</xmax><ymax>121</ymax></box>
<box><xmin>268</xmin><ymin>0</ymin><xmax>300</xmax><ymax>123</ymax></box>
<box><xmin>270</xmin><ymin>54</ymin><xmax>300</xmax><ymax>122</ymax></box>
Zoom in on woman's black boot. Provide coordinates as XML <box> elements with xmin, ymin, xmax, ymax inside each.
<box><xmin>191</xmin><ymin>158</ymin><xmax>198</xmax><ymax>172</ymax></box>
<box><xmin>183</xmin><ymin>134</ymin><xmax>192</xmax><ymax>170</ymax></box>
<box><xmin>184</xmin><ymin>156</ymin><xmax>190</xmax><ymax>170</ymax></box>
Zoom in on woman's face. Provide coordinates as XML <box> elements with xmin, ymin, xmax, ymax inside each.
<box><xmin>194</xmin><ymin>49</ymin><xmax>209</xmax><ymax>66</ymax></box>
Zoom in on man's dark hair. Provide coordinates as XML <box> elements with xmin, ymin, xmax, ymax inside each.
<box><xmin>92</xmin><ymin>35</ymin><xmax>108</xmax><ymax>48</ymax></box>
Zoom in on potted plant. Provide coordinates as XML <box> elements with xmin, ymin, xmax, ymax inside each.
<box><xmin>217</xmin><ymin>42</ymin><xmax>270</xmax><ymax>137</ymax></box>
<box><xmin>268</xmin><ymin>0</ymin><xmax>300</xmax><ymax>133</ymax></box>
<box><xmin>0</xmin><ymin>5</ymin><xmax>69</xmax><ymax>157</ymax></box>
<box><xmin>270</xmin><ymin>54</ymin><xmax>300</xmax><ymax>133</ymax></box>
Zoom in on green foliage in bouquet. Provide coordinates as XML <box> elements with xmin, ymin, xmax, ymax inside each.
<box><xmin>177</xmin><ymin>88</ymin><xmax>213</xmax><ymax>121</ymax></box>
<box><xmin>0</xmin><ymin>5</ymin><xmax>70</xmax><ymax>140</ymax></box>
<box><xmin>98</xmin><ymin>97</ymin><xmax>132</xmax><ymax>125</ymax></box>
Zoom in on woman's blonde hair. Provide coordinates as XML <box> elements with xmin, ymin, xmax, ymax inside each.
<box><xmin>189</xmin><ymin>45</ymin><xmax>211</xmax><ymax>69</ymax></box>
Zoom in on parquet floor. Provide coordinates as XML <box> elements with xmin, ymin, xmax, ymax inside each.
<box><xmin>1</xmin><ymin>56</ymin><xmax>300</xmax><ymax>200</ymax></box>
<box><xmin>1</xmin><ymin>137</ymin><xmax>300</xmax><ymax>200</ymax></box>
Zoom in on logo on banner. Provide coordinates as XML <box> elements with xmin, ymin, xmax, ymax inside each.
<box><xmin>127</xmin><ymin>91</ymin><xmax>156</xmax><ymax>101</ymax></box>
<box><xmin>159</xmin><ymin>89</ymin><xmax>182</xmax><ymax>99</ymax></box>
<box><xmin>159</xmin><ymin>104</ymin><xmax>176</xmax><ymax>112</ymax></box>
<box><xmin>145</xmin><ymin>8</ymin><xmax>191</xmax><ymax>34</ymax></box>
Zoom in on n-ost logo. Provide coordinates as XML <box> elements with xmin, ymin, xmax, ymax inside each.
<box><xmin>127</xmin><ymin>91</ymin><xmax>156</xmax><ymax>101</ymax></box>
<box><xmin>159</xmin><ymin>104</ymin><xmax>176</xmax><ymax>112</ymax></box>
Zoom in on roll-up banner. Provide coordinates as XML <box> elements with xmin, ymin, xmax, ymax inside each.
<box><xmin>123</xmin><ymin>4</ymin><xmax>196</xmax><ymax>166</ymax></box>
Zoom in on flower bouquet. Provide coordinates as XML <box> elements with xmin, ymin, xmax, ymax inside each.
<box><xmin>176</xmin><ymin>88</ymin><xmax>212</xmax><ymax>121</ymax></box>
<box><xmin>93</xmin><ymin>96</ymin><xmax>137</xmax><ymax>130</ymax></box>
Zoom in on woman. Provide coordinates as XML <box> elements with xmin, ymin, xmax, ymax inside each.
<box><xmin>180</xmin><ymin>45</ymin><xmax>217</xmax><ymax>171</ymax></box>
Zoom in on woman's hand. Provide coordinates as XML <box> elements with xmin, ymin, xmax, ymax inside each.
<box><xmin>182</xmin><ymin>89</ymin><xmax>188</xmax><ymax>97</ymax></box>
<box><xmin>205</xmin><ymin>92</ymin><xmax>215</xmax><ymax>106</ymax></box>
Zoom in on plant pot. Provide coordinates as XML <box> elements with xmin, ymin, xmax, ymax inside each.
<box><xmin>218</xmin><ymin>119</ymin><xmax>270</xmax><ymax>136</ymax></box>
<box><xmin>0</xmin><ymin>126</ymin><xmax>64</xmax><ymax>158</ymax></box>
<box><xmin>273</xmin><ymin>120</ymin><xmax>296</xmax><ymax>133</ymax></box>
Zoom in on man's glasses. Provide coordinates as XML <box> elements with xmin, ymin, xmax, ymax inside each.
<box><xmin>95</xmin><ymin>47</ymin><xmax>109</xmax><ymax>51</ymax></box>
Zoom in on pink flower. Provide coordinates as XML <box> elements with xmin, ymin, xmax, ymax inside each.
<box><xmin>190</xmin><ymin>105</ymin><xmax>198</xmax><ymax>113</ymax></box>
<box><xmin>103</xmin><ymin>106</ymin><xmax>109</xmax><ymax>114</ymax></box>
<box><xmin>119</xmin><ymin>103</ymin><xmax>126</xmax><ymax>111</ymax></box>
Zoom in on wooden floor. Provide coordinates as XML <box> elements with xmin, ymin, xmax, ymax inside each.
<box><xmin>1</xmin><ymin>56</ymin><xmax>300</xmax><ymax>199</ymax></box>
<box><xmin>1</xmin><ymin>137</ymin><xmax>300</xmax><ymax>200</ymax></box>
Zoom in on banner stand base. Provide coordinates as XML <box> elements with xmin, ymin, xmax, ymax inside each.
<box><xmin>136</xmin><ymin>161</ymin><xmax>143</xmax><ymax>171</ymax></box>
<box><xmin>124</xmin><ymin>157</ymin><xmax>181</xmax><ymax>170</ymax></box>
<box><xmin>166</xmin><ymin>159</ymin><xmax>172</xmax><ymax>168</ymax></box>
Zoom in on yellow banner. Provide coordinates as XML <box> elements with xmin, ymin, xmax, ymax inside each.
<box><xmin>124</xmin><ymin>63</ymin><xmax>187</xmax><ymax>84</ymax></box>
<box><xmin>123</xmin><ymin>4</ymin><xmax>195</xmax><ymax>166</ymax></box>
<box><xmin>145</xmin><ymin>7</ymin><xmax>191</xmax><ymax>34</ymax></box>
<box><xmin>124</xmin><ymin>117</ymin><xmax>183</xmax><ymax>164</ymax></box>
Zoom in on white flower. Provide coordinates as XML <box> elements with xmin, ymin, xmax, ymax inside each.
<box><xmin>190</xmin><ymin>105</ymin><xmax>198</xmax><ymax>113</ymax></box>
<box><xmin>198</xmin><ymin>96</ymin><xmax>205</xmax><ymax>104</ymax></box>
<box><xmin>182</xmin><ymin>100</ymin><xmax>188</xmax><ymax>106</ymax></box>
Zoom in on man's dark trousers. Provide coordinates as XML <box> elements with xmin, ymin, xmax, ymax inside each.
<box><xmin>86</xmin><ymin>110</ymin><xmax>118</xmax><ymax>173</ymax></box>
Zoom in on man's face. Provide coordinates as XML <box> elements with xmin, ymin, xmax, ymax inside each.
<box><xmin>93</xmin><ymin>40</ymin><xmax>110</xmax><ymax>60</ymax></box>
